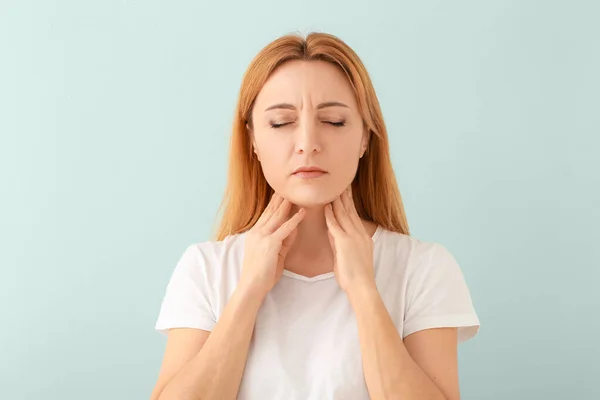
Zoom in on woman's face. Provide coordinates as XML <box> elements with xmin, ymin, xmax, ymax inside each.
<box><xmin>250</xmin><ymin>60</ymin><xmax>368</xmax><ymax>208</ymax></box>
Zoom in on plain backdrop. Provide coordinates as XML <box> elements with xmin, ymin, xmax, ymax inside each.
<box><xmin>1</xmin><ymin>1</ymin><xmax>598</xmax><ymax>399</ymax></box>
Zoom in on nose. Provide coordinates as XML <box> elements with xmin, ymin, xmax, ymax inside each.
<box><xmin>294</xmin><ymin>120</ymin><xmax>321</xmax><ymax>154</ymax></box>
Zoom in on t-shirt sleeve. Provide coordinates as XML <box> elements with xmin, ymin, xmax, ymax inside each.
<box><xmin>402</xmin><ymin>242</ymin><xmax>480</xmax><ymax>343</ymax></box>
<box><xmin>155</xmin><ymin>244</ymin><xmax>217</xmax><ymax>336</ymax></box>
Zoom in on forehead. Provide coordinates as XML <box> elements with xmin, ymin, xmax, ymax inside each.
<box><xmin>254</xmin><ymin>60</ymin><xmax>358</xmax><ymax>110</ymax></box>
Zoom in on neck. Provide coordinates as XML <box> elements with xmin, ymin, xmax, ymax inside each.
<box><xmin>283</xmin><ymin>203</ymin><xmax>377</xmax><ymax>277</ymax></box>
<box><xmin>288</xmin><ymin>204</ymin><xmax>331</xmax><ymax>256</ymax></box>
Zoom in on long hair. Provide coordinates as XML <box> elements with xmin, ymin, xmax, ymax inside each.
<box><xmin>214</xmin><ymin>32</ymin><xmax>410</xmax><ymax>240</ymax></box>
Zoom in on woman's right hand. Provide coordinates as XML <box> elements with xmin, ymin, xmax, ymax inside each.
<box><xmin>239</xmin><ymin>193</ymin><xmax>306</xmax><ymax>297</ymax></box>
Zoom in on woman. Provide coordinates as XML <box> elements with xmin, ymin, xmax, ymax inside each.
<box><xmin>151</xmin><ymin>32</ymin><xmax>479</xmax><ymax>400</ymax></box>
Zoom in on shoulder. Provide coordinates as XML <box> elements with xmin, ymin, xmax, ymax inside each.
<box><xmin>374</xmin><ymin>228</ymin><xmax>461</xmax><ymax>280</ymax></box>
<box><xmin>177</xmin><ymin>232</ymin><xmax>246</xmax><ymax>276</ymax></box>
<box><xmin>376</xmin><ymin>228</ymin><xmax>479</xmax><ymax>342</ymax></box>
<box><xmin>185</xmin><ymin>232</ymin><xmax>246</xmax><ymax>260</ymax></box>
<box><xmin>375</xmin><ymin>227</ymin><xmax>448</xmax><ymax>260</ymax></box>
<box><xmin>162</xmin><ymin>233</ymin><xmax>246</xmax><ymax>292</ymax></box>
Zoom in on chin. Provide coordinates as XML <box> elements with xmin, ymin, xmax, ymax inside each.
<box><xmin>284</xmin><ymin>186</ymin><xmax>338</xmax><ymax>208</ymax></box>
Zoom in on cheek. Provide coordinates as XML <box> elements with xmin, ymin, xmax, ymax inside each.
<box><xmin>331</xmin><ymin>140</ymin><xmax>362</xmax><ymax>170</ymax></box>
<box><xmin>255</xmin><ymin>138</ymin><xmax>290</xmax><ymax>185</ymax></box>
<box><xmin>318</xmin><ymin>141</ymin><xmax>362</xmax><ymax>195</ymax></box>
<box><xmin>259</xmin><ymin>153</ymin><xmax>286</xmax><ymax>175</ymax></box>
<box><xmin>336</xmin><ymin>151</ymin><xmax>362</xmax><ymax>184</ymax></box>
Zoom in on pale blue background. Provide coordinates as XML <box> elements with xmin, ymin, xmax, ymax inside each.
<box><xmin>1</xmin><ymin>0</ymin><xmax>598</xmax><ymax>399</ymax></box>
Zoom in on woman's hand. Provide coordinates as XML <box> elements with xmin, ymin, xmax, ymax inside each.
<box><xmin>324</xmin><ymin>186</ymin><xmax>376</xmax><ymax>294</ymax></box>
<box><xmin>239</xmin><ymin>193</ymin><xmax>306</xmax><ymax>297</ymax></box>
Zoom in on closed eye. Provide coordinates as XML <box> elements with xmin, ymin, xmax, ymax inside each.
<box><xmin>269</xmin><ymin>121</ymin><xmax>346</xmax><ymax>129</ymax></box>
<box><xmin>270</xmin><ymin>122</ymin><xmax>292</xmax><ymax>129</ymax></box>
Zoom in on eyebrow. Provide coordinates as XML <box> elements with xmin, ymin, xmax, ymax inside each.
<box><xmin>264</xmin><ymin>101</ymin><xmax>350</xmax><ymax>112</ymax></box>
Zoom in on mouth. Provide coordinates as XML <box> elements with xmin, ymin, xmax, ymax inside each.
<box><xmin>292</xmin><ymin>166</ymin><xmax>328</xmax><ymax>179</ymax></box>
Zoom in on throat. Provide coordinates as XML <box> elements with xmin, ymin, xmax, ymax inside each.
<box><xmin>284</xmin><ymin>248</ymin><xmax>334</xmax><ymax>279</ymax></box>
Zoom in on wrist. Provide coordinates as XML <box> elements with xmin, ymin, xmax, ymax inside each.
<box><xmin>237</xmin><ymin>279</ymin><xmax>269</xmax><ymax>303</ymax></box>
<box><xmin>346</xmin><ymin>280</ymin><xmax>380</xmax><ymax>307</ymax></box>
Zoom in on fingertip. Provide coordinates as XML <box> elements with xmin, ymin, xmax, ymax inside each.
<box><xmin>295</xmin><ymin>208</ymin><xmax>306</xmax><ymax>221</ymax></box>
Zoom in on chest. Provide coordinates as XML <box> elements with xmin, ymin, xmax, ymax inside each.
<box><xmin>237</xmin><ymin>279</ymin><xmax>371</xmax><ymax>400</ymax></box>
<box><xmin>216</xmin><ymin>242</ymin><xmax>410</xmax><ymax>399</ymax></box>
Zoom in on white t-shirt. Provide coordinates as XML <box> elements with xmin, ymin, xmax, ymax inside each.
<box><xmin>155</xmin><ymin>226</ymin><xmax>480</xmax><ymax>400</ymax></box>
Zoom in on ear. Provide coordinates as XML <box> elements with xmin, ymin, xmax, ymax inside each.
<box><xmin>246</xmin><ymin>122</ymin><xmax>261</xmax><ymax>161</ymax></box>
<box><xmin>360</xmin><ymin>143</ymin><xmax>367</xmax><ymax>158</ymax></box>
<box><xmin>253</xmin><ymin>143</ymin><xmax>260</xmax><ymax>161</ymax></box>
<box><xmin>359</xmin><ymin>129</ymin><xmax>370</xmax><ymax>158</ymax></box>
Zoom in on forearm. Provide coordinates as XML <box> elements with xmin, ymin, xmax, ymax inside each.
<box><xmin>159</xmin><ymin>282</ymin><xmax>266</xmax><ymax>400</ymax></box>
<box><xmin>348</xmin><ymin>283</ymin><xmax>446</xmax><ymax>400</ymax></box>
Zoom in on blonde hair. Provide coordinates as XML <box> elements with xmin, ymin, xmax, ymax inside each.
<box><xmin>214</xmin><ymin>32</ymin><xmax>410</xmax><ymax>240</ymax></box>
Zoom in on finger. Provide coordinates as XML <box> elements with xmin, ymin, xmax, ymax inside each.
<box><xmin>255</xmin><ymin>193</ymin><xmax>283</xmax><ymax>228</ymax></box>
<box><xmin>327</xmin><ymin>231</ymin><xmax>337</xmax><ymax>263</ymax></box>
<box><xmin>342</xmin><ymin>187</ymin><xmax>365</xmax><ymax>233</ymax></box>
<box><xmin>324</xmin><ymin>203</ymin><xmax>345</xmax><ymax>237</ymax></box>
<box><xmin>273</xmin><ymin>208</ymin><xmax>306</xmax><ymax>241</ymax></box>
<box><xmin>327</xmin><ymin>230</ymin><xmax>336</xmax><ymax>252</ymax></box>
<box><xmin>280</xmin><ymin>227</ymin><xmax>298</xmax><ymax>258</ymax></box>
<box><xmin>264</xmin><ymin>198</ymin><xmax>292</xmax><ymax>233</ymax></box>
<box><xmin>332</xmin><ymin>196</ymin><xmax>353</xmax><ymax>233</ymax></box>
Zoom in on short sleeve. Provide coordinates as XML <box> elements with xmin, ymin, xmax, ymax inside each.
<box><xmin>402</xmin><ymin>243</ymin><xmax>480</xmax><ymax>343</ymax></box>
<box><xmin>155</xmin><ymin>244</ymin><xmax>217</xmax><ymax>336</ymax></box>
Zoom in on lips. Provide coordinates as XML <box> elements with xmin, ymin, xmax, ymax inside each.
<box><xmin>292</xmin><ymin>166</ymin><xmax>327</xmax><ymax>179</ymax></box>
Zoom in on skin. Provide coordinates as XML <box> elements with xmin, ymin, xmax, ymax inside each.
<box><xmin>151</xmin><ymin>60</ymin><xmax>460</xmax><ymax>400</ymax></box>
<box><xmin>249</xmin><ymin>59</ymin><xmax>377</xmax><ymax>278</ymax></box>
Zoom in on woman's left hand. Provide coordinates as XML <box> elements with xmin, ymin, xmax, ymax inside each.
<box><xmin>324</xmin><ymin>186</ymin><xmax>376</xmax><ymax>294</ymax></box>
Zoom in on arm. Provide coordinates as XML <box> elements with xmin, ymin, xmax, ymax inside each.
<box><xmin>153</xmin><ymin>281</ymin><xmax>266</xmax><ymax>400</ymax></box>
<box><xmin>152</xmin><ymin>195</ymin><xmax>305</xmax><ymax>400</ymax></box>
<box><xmin>323</xmin><ymin>189</ymin><xmax>473</xmax><ymax>400</ymax></box>
<box><xmin>347</xmin><ymin>282</ymin><xmax>459</xmax><ymax>400</ymax></box>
